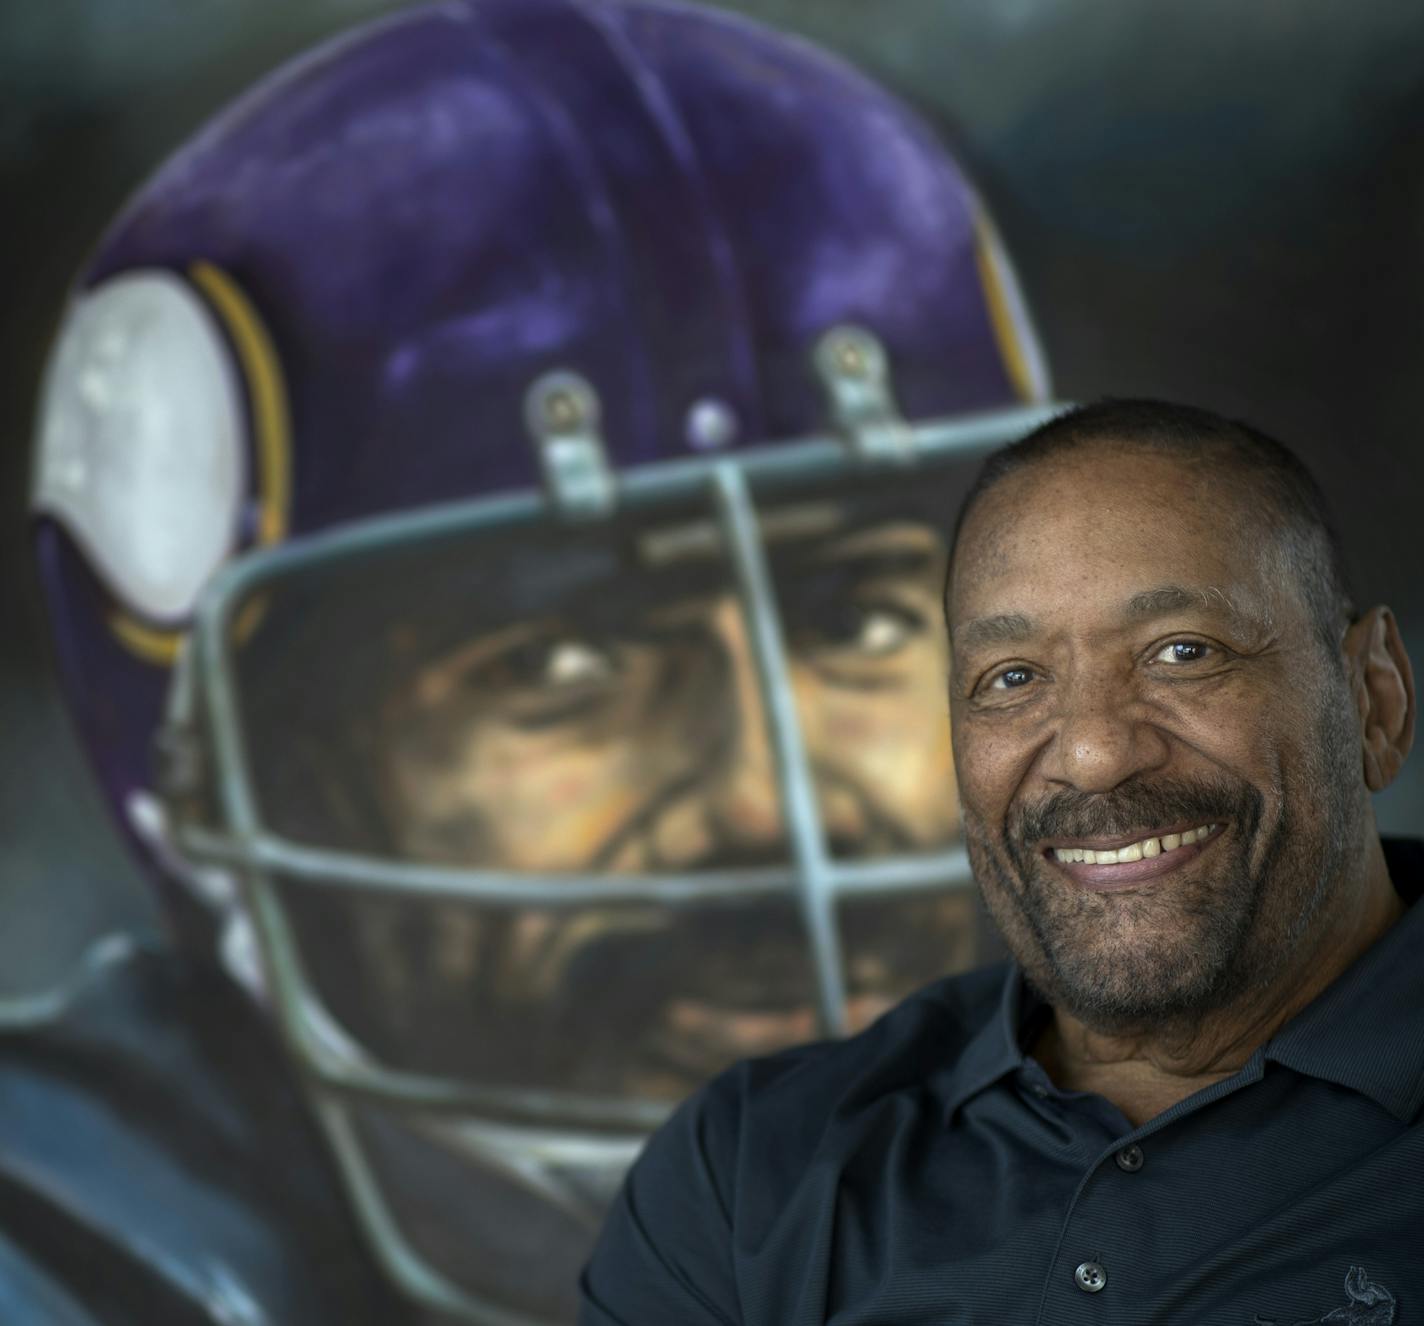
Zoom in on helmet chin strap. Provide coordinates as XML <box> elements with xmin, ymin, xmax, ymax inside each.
<box><xmin>126</xmin><ymin>788</ymin><xmax>270</xmax><ymax>1006</ymax></box>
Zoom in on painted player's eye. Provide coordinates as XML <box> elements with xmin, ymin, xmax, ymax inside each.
<box><xmin>494</xmin><ymin>633</ymin><xmax>618</xmax><ymax>690</ymax></box>
<box><xmin>409</xmin><ymin>625</ymin><xmax>624</xmax><ymax>715</ymax></box>
<box><xmin>846</xmin><ymin>605</ymin><xmax>918</xmax><ymax>656</ymax></box>
<box><xmin>537</xmin><ymin>639</ymin><xmax>616</xmax><ymax>687</ymax></box>
<box><xmin>798</xmin><ymin>601</ymin><xmax>923</xmax><ymax>657</ymax></box>
<box><xmin>451</xmin><ymin>628</ymin><xmax>628</xmax><ymax>730</ymax></box>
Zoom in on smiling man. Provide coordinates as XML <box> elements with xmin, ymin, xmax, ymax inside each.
<box><xmin>580</xmin><ymin>399</ymin><xmax>1422</xmax><ymax>1325</ymax></box>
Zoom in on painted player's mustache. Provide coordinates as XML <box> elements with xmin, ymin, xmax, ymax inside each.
<box><xmin>1007</xmin><ymin>775</ymin><xmax>1262</xmax><ymax>870</ymax></box>
<box><xmin>562</xmin><ymin>903</ymin><xmax>818</xmax><ymax>1010</ymax></box>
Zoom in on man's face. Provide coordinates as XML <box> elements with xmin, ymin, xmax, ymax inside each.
<box><xmin>947</xmin><ymin>444</ymin><xmax>1366</xmax><ymax>1032</ymax></box>
<box><xmin>246</xmin><ymin>488</ymin><xmax>978</xmax><ymax>1097</ymax></box>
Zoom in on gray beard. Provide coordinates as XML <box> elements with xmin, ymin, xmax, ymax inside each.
<box><xmin>963</xmin><ymin>694</ymin><xmax>1362</xmax><ymax>1036</ymax></box>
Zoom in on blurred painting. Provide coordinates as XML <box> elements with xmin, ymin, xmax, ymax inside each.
<box><xmin>3</xmin><ymin>1</ymin><xmax>1052</xmax><ymax>1320</ymax></box>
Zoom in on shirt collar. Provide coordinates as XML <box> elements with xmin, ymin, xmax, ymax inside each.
<box><xmin>940</xmin><ymin>962</ymin><xmax>1036</xmax><ymax>1119</ymax></box>
<box><xmin>1264</xmin><ymin>837</ymin><xmax>1424</xmax><ymax>1123</ymax></box>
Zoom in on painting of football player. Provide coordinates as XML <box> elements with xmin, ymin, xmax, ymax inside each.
<box><xmin>240</xmin><ymin>472</ymin><xmax>983</xmax><ymax>1100</ymax></box>
<box><xmin>7</xmin><ymin>0</ymin><xmax>1054</xmax><ymax>1320</ymax></box>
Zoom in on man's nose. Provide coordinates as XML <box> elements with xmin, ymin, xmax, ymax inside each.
<box><xmin>1038</xmin><ymin>673</ymin><xmax>1171</xmax><ymax>793</ymax></box>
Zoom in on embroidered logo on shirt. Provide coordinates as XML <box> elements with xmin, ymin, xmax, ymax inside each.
<box><xmin>1252</xmin><ymin>1266</ymin><xmax>1397</xmax><ymax>1325</ymax></box>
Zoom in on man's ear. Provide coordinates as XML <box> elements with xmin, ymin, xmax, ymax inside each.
<box><xmin>1343</xmin><ymin>606</ymin><xmax>1416</xmax><ymax>792</ymax></box>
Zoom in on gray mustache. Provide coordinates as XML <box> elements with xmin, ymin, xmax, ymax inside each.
<box><xmin>1009</xmin><ymin>775</ymin><xmax>1262</xmax><ymax>859</ymax></box>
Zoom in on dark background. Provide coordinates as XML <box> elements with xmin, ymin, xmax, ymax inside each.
<box><xmin>3</xmin><ymin>0</ymin><xmax>1421</xmax><ymax>993</ymax></box>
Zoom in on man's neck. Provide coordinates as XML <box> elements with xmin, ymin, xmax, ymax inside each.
<box><xmin>1031</xmin><ymin>849</ymin><xmax>1406</xmax><ymax>1128</ymax></box>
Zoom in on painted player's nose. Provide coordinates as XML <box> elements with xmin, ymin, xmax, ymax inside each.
<box><xmin>647</xmin><ymin>594</ymin><xmax>843</xmax><ymax>869</ymax></box>
<box><xmin>698</xmin><ymin>598</ymin><xmax>787</xmax><ymax>846</ymax></box>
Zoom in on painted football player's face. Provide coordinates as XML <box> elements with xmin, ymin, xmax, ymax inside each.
<box><xmin>379</xmin><ymin>512</ymin><xmax>959</xmax><ymax>872</ymax></box>
<box><xmin>242</xmin><ymin>488</ymin><xmax>976</xmax><ymax>1098</ymax></box>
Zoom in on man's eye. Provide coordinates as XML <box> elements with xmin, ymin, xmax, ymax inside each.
<box><xmin>1153</xmin><ymin>640</ymin><xmax>1212</xmax><ymax>665</ymax></box>
<box><xmin>989</xmin><ymin>666</ymin><xmax>1036</xmax><ymax>691</ymax></box>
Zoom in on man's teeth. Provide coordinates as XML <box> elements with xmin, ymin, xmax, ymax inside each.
<box><xmin>1052</xmin><ymin>824</ymin><xmax>1217</xmax><ymax>865</ymax></box>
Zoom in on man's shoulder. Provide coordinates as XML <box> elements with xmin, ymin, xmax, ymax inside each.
<box><xmin>601</xmin><ymin>962</ymin><xmax>1013</xmax><ymax>1304</ymax></box>
<box><xmin>733</xmin><ymin>961</ymin><xmax>1006</xmax><ymax>1099</ymax></box>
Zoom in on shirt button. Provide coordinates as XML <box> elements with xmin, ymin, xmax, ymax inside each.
<box><xmin>1115</xmin><ymin>1144</ymin><xmax>1144</xmax><ymax>1172</ymax></box>
<box><xmin>1075</xmin><ymin>1261</ymin><xmax>1108</xmax><ymax>1294</ymax></box>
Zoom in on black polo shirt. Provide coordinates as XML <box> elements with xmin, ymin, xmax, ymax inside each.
<box><xmin>580</xmin><ymin>840</ymin><xmax>1424</xmax><ymax>1325</ymax></box>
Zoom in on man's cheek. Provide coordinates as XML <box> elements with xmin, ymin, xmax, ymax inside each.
<box><xmin>947</xmin><ymin>737</ymin><xmax>996</xmax><ymax>828</ymax></box>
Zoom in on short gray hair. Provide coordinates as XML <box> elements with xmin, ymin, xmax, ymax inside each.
<box><xmin>949</xmin><ymin>398</ymin><xmax>1356</xmax><ymax>656</ymax></box>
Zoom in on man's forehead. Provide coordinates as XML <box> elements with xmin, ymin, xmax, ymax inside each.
<box><xmin>948</xmin><ymin>444</ymin><xmax>1285</xmax><ymax>630</ymax></box>
<box><xmin>951</xmin><ymin>582</ymin><xmax>1277</xmax><ymax>655</ymax></box>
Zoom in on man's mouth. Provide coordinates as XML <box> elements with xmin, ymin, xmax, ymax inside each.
<box><xmin>1040</xmin><ymin>821</ymin><xmax>1224</xmax><ymax>891</ymax></box>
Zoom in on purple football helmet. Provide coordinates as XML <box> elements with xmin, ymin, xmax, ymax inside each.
<box><xmin>31</xmin><ymin>0</ymin><xmax>1053</xmax><ymax>1319</ymax></box>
